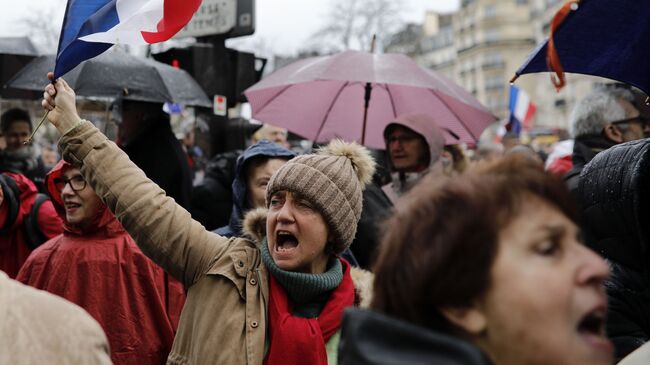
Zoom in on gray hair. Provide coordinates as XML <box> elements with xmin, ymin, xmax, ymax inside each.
<box><xmin>570</xmin><ymin>86</ymin><xmax>635</xmax><ymax>137</ymax></box>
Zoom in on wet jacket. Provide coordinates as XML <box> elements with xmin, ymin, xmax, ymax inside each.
<box><xmin>58</xmin><ymin>121</ymin><xmax>373</xmax><ymax>365</ymax></box>
<box><xmin>0</xmin><ymin>172</ymin><xmax>62</xmax><ymax>278</ymax></box>
<box><xmin>121</xmin><ymin>119</ymin><xmax>193</xmax><ymax>209</ymax></box>
<box><xmin>579</xmin><ymin>138</ymin><xmax>650</xmax><ymax>361</ymax></box>
<box><xmin>0</xmin><ymin>270</ymin><xmax>112</xmax><ymax>365</ymax></box>
<box><xmin>17</xmin><ymin>161</ymin><xmax>185</xmax><ymax>365</ymax></box>
<box><xmin>190</xmin><ymin>150</ymin><xmax>241</xmax><ymax>230</ymax></box>
<box><xmin>382</xmin><ymin>114</ymin><xmax>445</xmax><ymax>202</ymax></box>
<box><xmin>339</xmin><ymin>308</ymin><xmax>492</xmax><ymax>365</ymax></box>
<box><xmin>215</xmin><ymin>140</ymin><xmax>295</xmax><ymax>237</ymax></box>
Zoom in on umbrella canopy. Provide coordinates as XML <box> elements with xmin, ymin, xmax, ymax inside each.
<box><xmin>6</xmin><ymin>48</ymin><xmax>211</xmax><ymax>107</ymax></box>
<box><xmin>0</xmin><ymin>37</ymin><xmax>39</xmax><ymax>98</ymax></box>
<box><xmin>245</xmin><ymin>50</ymin><xmax>495</xmax><ymax>148</ymax></box>
<box><xmin>514</xmin><ymin>0</ymin><xmax>650</xmax><ymax>95</ymax></box>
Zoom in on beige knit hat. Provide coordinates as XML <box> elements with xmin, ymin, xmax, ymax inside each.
<box><xmin>266</xmin><ymin>139</ymin><xmax>376</xmax><ymax>254</ymax></box>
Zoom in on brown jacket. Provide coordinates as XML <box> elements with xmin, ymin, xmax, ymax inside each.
<box><xmin>0</xmin><ymin>271</ymin><xmax>112</xmax><ymax>365</ymax></box>
<box><xmin>59</xmin><ymin>122</ymin><xmax>373</xmax><ymax>365</ymax></box>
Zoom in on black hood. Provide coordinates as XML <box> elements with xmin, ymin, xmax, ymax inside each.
<box><xmin>339</xmin><ymin>308</ymin><xmax>492</xmax><ymax>365</ymax></box>
<box><xmin>579</xmin><ymin>138</ymin><xmax>650</xmax><ymax>272</ymax></box>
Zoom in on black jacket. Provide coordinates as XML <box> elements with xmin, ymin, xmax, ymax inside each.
<box><xmin>564</xmin><ymin>134</ymin><xmax>615</xmax><ymax>199</ymax></box>
<box><xmin>579</xmin><ymin>138</ymin><xmax>650</xmax><ymax>360</ymax></box>
<box><xmin>350</xmin><ymin>184</ymin><xmax>392</xmax><ymax>269</ymax></box>
<box><xmin>121</xmin><ymin>119</ymin><xmax>193</xmax><ymax>209</ymax></box>
<box><xmin>339</xmin><ymin>308</ymin><xmax>492</xmax><ymax>365</ymax></box>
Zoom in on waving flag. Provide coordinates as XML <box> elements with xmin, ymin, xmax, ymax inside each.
<box><xmin>54</xmin><ymin>0</ymin><xmax>201</xmax><ymax>78</ymax></box>
<box><xmin>507</xmin><ymin>84</ymin><xmax>536</xmax><ymax>135</ymax></box>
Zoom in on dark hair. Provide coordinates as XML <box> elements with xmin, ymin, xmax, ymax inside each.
<box><xmin>371</xmin><ymin>154</ymin><xmax>577</xmax><ymax>334</ymax></box>
<box><xmin>1</xmin><ymin>108</ymin><xmax>32</xmax><ymax>133</ymax></box>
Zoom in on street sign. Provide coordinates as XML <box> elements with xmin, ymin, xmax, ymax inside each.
<box><xmin>176</xmin><ymin>0</ymin><xmax>237</xmax><ymax>38</ymax></box>
<box><xmin>214</xmin><ymin>95</ymin><xmax>228</xmax><ymax>116</ymax></box>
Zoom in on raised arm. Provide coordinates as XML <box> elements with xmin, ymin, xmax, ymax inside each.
<box><xmin>43</xmin><ymin>74</ymin><xmax>231</xmax><ymax>287</ymax></box>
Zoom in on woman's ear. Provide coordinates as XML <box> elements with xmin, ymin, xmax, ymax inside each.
<box><xmin>440</xmin><ymin>305</ymin><xmax>487</xmax><ymax>335</ymax></box>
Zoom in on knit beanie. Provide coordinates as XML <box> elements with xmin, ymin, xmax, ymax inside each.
<box><xmin>266</xmin><ymin>139</ymin><xmax>376</xmax><ymax>254</ymax></box>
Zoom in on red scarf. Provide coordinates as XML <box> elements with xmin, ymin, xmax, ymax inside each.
<box><xmin>264</xmin><ymin>259</ymin><xmax>355</xmax><ymax>365</ymax></box>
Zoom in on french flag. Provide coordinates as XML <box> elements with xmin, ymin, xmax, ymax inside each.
<box><xmin>54</xmin><ymin>0</ymin><xmax>201</xmax><ymax>78</ymax></box>
<box><xmin>507</xmin><ymin>84</ymin><xmax>536</xmax><ymax>135</ymax></box>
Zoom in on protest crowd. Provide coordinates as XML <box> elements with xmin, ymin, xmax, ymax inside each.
<box><xmin>3</xmin><ymin>1</ymin><xmax>650</xmax><ymax>365</ymax></box>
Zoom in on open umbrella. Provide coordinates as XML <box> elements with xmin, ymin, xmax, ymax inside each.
<box><xmin>244</xmin><ymin>50</ymin><xmax>495</xmax><ymax>148</ymax></box>
<box><xmin>6</xmin><ymin>48</ymin><xmax>211</xmax><ymax>107</ymax></box>
<box><xmin>512</xmin><ymin>0</ymin><xmax>650</xmax><ymax>95</ymax></box>
<box><xmin>0</xmin><ymin>36</ymin><xmax>39</xmax><ymax>98</ymax></box>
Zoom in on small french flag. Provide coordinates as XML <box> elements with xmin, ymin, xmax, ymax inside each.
<box><xmin>54</xmin><ymin>0</ymin><xmax>201</xmax><ymax>78</ymax></box>
<box><xmin>507</xmin><ymin>84</ymin><xmax>536</xmax><ymax>135</ymax></box>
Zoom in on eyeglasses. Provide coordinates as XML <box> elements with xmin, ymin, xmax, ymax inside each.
<box><xmin>53</xmin><ymin>175</ymin><xmax>87</xmax><ymax>192</ymax></box>
<box><xmin>609</xmin><ymin>116</ymin><xmax>650</xmax><ymax>126</ymax></box>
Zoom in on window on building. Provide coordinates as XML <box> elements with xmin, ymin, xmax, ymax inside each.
<box><xmin>484</xmin><ymin>28</ymin><xmax>499</xmax><ymax>42</ymax></box>
<box><xmin>516</xmin><ymin>0</ymin><xmax>528</xmax><ymax>5</ymax></box>
<box><xmin>484</xmin><ymin>4</ymin><xmax>497</xmax><ymax>17</ymax></box>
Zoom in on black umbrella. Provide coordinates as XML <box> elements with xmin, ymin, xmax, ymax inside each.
<box><xmin>6</xmin><ymin>48</ymin><xmax>211</xmax><ymax>107</ymax></box>
<box><xmin>0</xmin><ymin>36</ymin><xmax>39</xmax><ymax>99</ymax></box>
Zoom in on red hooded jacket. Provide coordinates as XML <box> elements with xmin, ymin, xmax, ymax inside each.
<box><xmin>17</xmin><ymin>161</ymin><xmax>185</xmax><ymax>365</ymax></box>
<box><xmin>0</xmin><ymin>172</ymin><xmax>62</xmax><ymax>278</ymax></box>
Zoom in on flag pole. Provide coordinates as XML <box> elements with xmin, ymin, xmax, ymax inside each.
<box><xmin>24</xmin><ymin>111</ymin><xmax>50</xmax><ymax>145</ymax></box>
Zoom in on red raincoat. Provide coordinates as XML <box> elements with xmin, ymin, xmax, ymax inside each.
<box><xmin>17</xmin><ymin>161</ymin><xmax>185</xmax><ymax>365</ymax></box>
<box><xmin>0</xmin><ymin>172</ymin><xmax>62</xmax><ymax>278</ymax></box>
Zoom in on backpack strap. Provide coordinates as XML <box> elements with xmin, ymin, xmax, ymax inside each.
<box><xmin>23</xmin><ymin>193</ymin><xmax>51</xmax><ymax>250</ymax></box>
<box><xmin>0</xmin><ymin>174</ymin><xmax>21</xmax><ymax>235</ymax></box>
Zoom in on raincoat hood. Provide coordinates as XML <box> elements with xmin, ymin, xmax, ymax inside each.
<box><xmin>215</xmin><ymin>140</ymin><xmax>295</xmax><ymax>237</ymax></box>
<box><xmin>45</xmin><ymin>160</ymin><xmax>122</xmax><ymax>236</ymax></box>
<box><xmin>383</xmin><ymin>113</ymin><xmax>446</xmax><ymax>170</ymax></box>
<box><xmin>0</xmin><ymin>172</ymin><xmax>37</xmax><ymax>232</ymax></box>
<box><xmin>579</xmin><ymin>139</ymin><xmax>650</xmax><ymax>272</ymax></box>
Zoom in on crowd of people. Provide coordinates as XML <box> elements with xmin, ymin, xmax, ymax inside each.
<box><xmin>0</xmin><ymin>69</ymin><xmax>649</xmax><ymax>365</ymax></box>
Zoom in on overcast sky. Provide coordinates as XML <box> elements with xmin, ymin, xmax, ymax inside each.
<box><xmin>0</xmin><ymin>0</ymin><xmax>459</xmax><ymax>54</ymax></box>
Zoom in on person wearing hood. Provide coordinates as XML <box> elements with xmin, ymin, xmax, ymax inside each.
<box><xmin>0</xmin><ymin>172</ymin><xmax>63</xmax><ymax>278</ymax></box>
<box><xmin>17</xmin><ymin>160</ymin><xmax>186</xmax><ymax>365</ymax></box>
<box><xmin>340</xmin><ymin>155</ymin><xmax>612</xmax><ymax>365</ymax></box>
<box><xmin>0</xmin><ymin>108</ymin><xmax>48</xmax><ymax>192</ymax></box>
<box><xmin>382</xmin><ymin>113</ymin><xmax>445</xmax><ymax>202</ymax></box>
<box><xmin>578</xmin><ymin>138</ymin><xmax>650</xmax><ymax>361</ymax></box>
<box><xmin>214</xmin><ymin>140</ymin><xmax>295</xmax><ymax>238</ymax></box>
<box><xmin>0</xmin><ymin>270</ymin><xmax>112</xmax><ymax>364</ymax></box>
<box><xmin>41</xmin><ymin>75</ymin><xmax>373</xmax><ymax>365</ymax></box>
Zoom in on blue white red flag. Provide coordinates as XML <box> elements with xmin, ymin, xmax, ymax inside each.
<box><xmin>507</xmin><ymin>84</ymin><xmax>536</xmax><ymax>135</ymax></box>
<box><xmin>54</xmin><ymin>0</ymin><xmax>201</xmax><ymax>78</ymax></box>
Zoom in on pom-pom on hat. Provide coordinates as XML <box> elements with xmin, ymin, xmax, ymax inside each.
<box><xmin>266</xmin><ymin>139</ymin><xmax>376</xmax><ymax>254</ymax></box>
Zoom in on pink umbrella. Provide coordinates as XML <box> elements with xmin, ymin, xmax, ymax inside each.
<box><xmin>244</xmin><ymin>50</ymin><xmax>495</xmax><ymax>149</ymax></box>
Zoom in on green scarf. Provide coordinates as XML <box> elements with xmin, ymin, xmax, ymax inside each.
<box><xmin>260</xmin><ymin>238</ymin><xmax>342</xmax><ymax>318</ymax></box>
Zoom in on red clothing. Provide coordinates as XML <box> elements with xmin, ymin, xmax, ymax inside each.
<box><xmin>17</xmin><ymin>161</ymin><xmax>185</xmax><ymax>365</ymax></box>
<box><xmin>0</xmin><ymin>172</ymin><xmax>62</xmax><ymax>278</ymax></box>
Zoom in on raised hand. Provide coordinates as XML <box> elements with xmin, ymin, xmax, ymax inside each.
<box><xmin>42</xmin><ymin>72</ymin><xmax>82</xmax><ymax>134</ymax></box>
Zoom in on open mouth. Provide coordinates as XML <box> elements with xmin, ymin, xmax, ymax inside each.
<box><xmin>577</xmin><ymin>310</ymin><xmax>606</xmax><ymax>337</ymax></box>
<box><xmin>64</xmin><ymin>202</ymin><xmax>81</xmax><ymax>210</ymax></box>
<box><xmin>275</xmin><ymin>231</ymin><xmax>299</xmax><ymax>252</ymax></box>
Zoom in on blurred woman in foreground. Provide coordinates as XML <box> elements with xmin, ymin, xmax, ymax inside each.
<box><xmin>340</xmin><ymin>155</ymin><xmax>613</xmax><ymax>365</ymax></box>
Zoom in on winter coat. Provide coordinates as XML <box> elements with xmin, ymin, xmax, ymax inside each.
<box><xmin>381</xmin><ymin>114</ymin><xmax>446</xmax><ymax>202</ymax></box>
<box><xmin>58</xmin><ymin>121</ymin><xmax>373</xmax><ymax>365</ymax></box>
<box><xmin>17</xmin><ymin>160</ymin><xmax>186</xmax><ymax>365</ymax></box>
<box><xmin>338</xmin><ymin>308</ymin><xmax>492</xmax><ymax>365</ymax></box>
<box><xmin>350</xmin><ymin>184</ymin><xmax>392</xmax><ymax>269</ymax></box>
<box><xmin>0</xmin><ymin>145</ymin><xmax>48</xmax><ymax>192</ymax></box>
<box><xmin>215</xmin><ymin>140</ymin><xmax>295</xmax><ymax>237</ymax></box>
<box><xmin>0</xmin><ymin>172</ymin><xmax>63</xmax><ymax>278</ymax></box>
<box><xmin>190</xmin><ymin>150</ymin><xmax>241</xmax><ymax>230</ymax></box>
<box><xmin>564</xmin><ymin>134</ymin><xmax>615</xmax><ymax>199</ymax></box>
<box><xmin>0</xmin><ymin>270</ymin><xmax>112</xmax><ymax>365</ymax></box>
<box><xmin>579</xmin><ymin>138</ymin><xmax>650</xmax><ymax>361</ymax></box>
<box><xmin>121</xmin><ymin>119</ymin><xmax>193</xmax><ymax>209</ymax></box>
